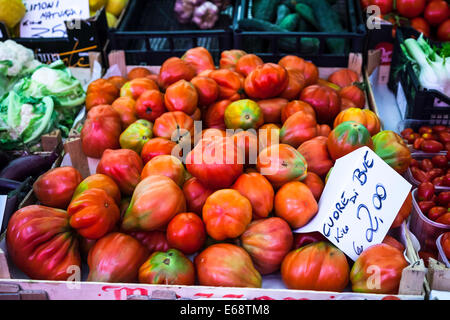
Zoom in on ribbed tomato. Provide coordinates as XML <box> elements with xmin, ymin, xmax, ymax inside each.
<box><xmin>164</xmin><ymin>80</ymin><xmax>198</xmax><ymax>115</ymax></box>
<box><xmin>300</xmin><ymin>85</ymin><xmax>341</xmax><ymax>125</ymax></box>
<box><xmin>153</xmin><ymin>111</ymin><xmax>194</xmax><ymax>144</ymax></box>
<box><xmin>281</xmin><ymin>100</ymin><xmax>315</xmax><ymax>124</ymax></box>
<box><xmin>280</xmin><ymin>67</ymin><xmax>307</xmax><ymax>100</ymax></box>
<box><xmin>280</xmin><ymin>110</ymin><xmax>318</xmax><ymax>148</ymax></box>
<box><xmin>141</xmin><ymin>154</ymin><xmax>186</xmax><ymax>186</ymax></box>
<box><xmin>297</xmin><ymin>136</ymin><xmax>334</xmax><ymax>178</ymax></box>
<box><xmin>209</xmin><ymin>69</ymin><xmax>244</xmax><ymax>101</ymax></box>
<box><xmin>235</xmin><ymin>54</ymin><xmax>264</xmax><ymax>77</ymax></box>
<box><xmin>220</xmin><ymin>49</ymin><xmax>247</xmax><ymax>71</ymax></box>
<box><xmin>72</xmin><ymin>173</ymin><xmax>121</xmax><ymax>205</ymax></box>
<box><xmin>182</xmin><ymin>46</ymin><xmax>215</xmax><ymax>75</ymax></box>
<box><xmin>158</xmin><ymin>57</ymin><xmax>196</xmax><ymax>89</ymax></box>
<box><xmin>333</xmin><ymin>108</ymin><xmax>381</xmax><ymax>136</ymax></box>
<box><xmin>166</xmin><ymin>212</ymin><xmax>206</xmax><ymax>254</ymax></box>
<box><xmin>339</xmin><ymin>85</ymin><xmax>366</xmax><ymax>108</ymax></box>
<box><xmin>328</xmin><ymin>69</ymin><xmax>359</xmax><ymax>88</ymax></box>
<box><xmin>182</xmin><ymin>177</ymin><xmax>214</xmax><ymax>215</ymax></box>
<box><xmin>244</xmin><ymin>63</ymin><xmax>289</xmax><ymax>99</ymax></box>
<box><xmin>135</xmin><ymin>89</ymin><xmax>166</xmax><ymax>122</ymax></box>
<box><xmin>327</xmin><ymin>121</ymin><xmax>373</xmax><ymax>160</ymax></box>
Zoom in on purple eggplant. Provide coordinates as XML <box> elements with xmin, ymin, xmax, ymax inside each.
<box><xmin>0</xmin><ymin>151</ymin><xmax>59</xmax><ymax>182</ymax></box>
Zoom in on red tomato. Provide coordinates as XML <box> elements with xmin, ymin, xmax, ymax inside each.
<box><xmin>424</xmin><ymin>0</ymin><xmax>449</xmax><ymax>26</ymax></box>
<box><xmin>428</xmin><ymin>168</ymin><xmax>444</xmax><ymax>181</ymax></box>
<box><xmin>406</xmin><ymin>132</ymin><xmax>420</xmax><ymax>144</ymax></box>
<box><xmin>396</xmin><ymin>0</ymin><xmax>427</xmax><ymax>18</ymax></box>
<box><xmin>419</xmin><ymin>126</ymin><xmax>433</xmax><ymax>135</ymax></box>
<box><xmin>418</xmin><ymin>200</ymin><xmax>436</xmax><ymax>215</ymax></box>
<box><xmin>293</xmin><ymin>232</ymin><xmax>327</xmax><ymax>249</ymax></box>
<box><xmin>410</xmin><ymin>166</ymin><xmax>430</xmax><ymax>183</ymax></box>
<box><xmin>421</xmin><ymin>140</ymin><xmax>444</xmax><ymax>153</ymax></box>
<box><xmin>441</xmin><ymin>232</ymin><xmax>450</xmax><ymax>260</ymax></box>
<box><xmin>438</xmin><ymin>131</ymin><xmax>450</xmax><ymax>144</ymax></box>
<box><xmin>418</xmin><ymin>182</ymin><xmax>435</xmax><ymax>201</ymax></box>
<box><xmin>401</xmin><ymin>128</ymin><xmax>414</xmax><ymax>138</ymax></box>
<box><xmin>419</xmin><ymin>159</ymin><xmax>434</xmax><ymax>172</ymax></box>
<box><xmin>418</xmin><ymin>250</ymin><xmax>437</xmax><ymax>267</ymax></box>
<box><xmin>369</xmin><ymin>0</ymin><xmax>394</xmax><ymax>14</ymax></box>
<box><xmin>437</xmin><ymin>19</ymin><xmax>450</xmax><ymax>41</ymax></box>
<box><xmin>428</xmin><ymin>206</ymin><xmax>447</xmax><ymax>221</ymax></box>
<box><xmin>166</xmin><ymin>213</ymin><xmax>206</xmax><ymax>255</ymax></box>
<box><xmin>431</xmin><ymin>155</ymin><xmax>448</xmax><ymax>169</ymax></box>
<box><xmin>438</xmin><ymin>191</ymin><xmax>450</xmax><ymax>206</ymax></box>
<box><xmin>410</xmin><ymin>17</ymin><xmax>431</xmax><ymax>37</ymax></box>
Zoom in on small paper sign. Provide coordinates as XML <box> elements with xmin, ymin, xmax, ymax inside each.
<box><xmin>20</xmin><ymin>0</ymin><xmax>90</xmax><ymax>38</ymax></box>
<box><xmin>294</xmin><ymin>146</ymin><xmax>412</xmax><ymax>261</ymax></box>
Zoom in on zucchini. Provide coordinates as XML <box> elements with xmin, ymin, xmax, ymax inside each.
<box><xmin>275</xmin><ymin>4</ymin><xmax>291</xmax><ymax>25</ymax></box>
<box><xmin>238</xmin><ymin>18</ymin><xmax>319</xmax><ymax>54</ymax></box>
<box><xmin>251</xmin><ymin>0</ymin><xmax>280</xmax><ymax>22</ymax></box>
<box><xmin>295</xmin><ymin>3</ymin><xmax>319</xmax><ymax>30</ymax></box>
<box><xmin>279</xmin><ymin>0</ymin><xmax>298</xmax><ymax>11</ymax></box>
<box><xmin>278</xmin><ymin>13</ymin><xmax>299</xmax><ymax>31</ymax></box>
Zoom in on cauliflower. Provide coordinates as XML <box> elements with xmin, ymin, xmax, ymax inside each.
<box><xmin>0</xmin><ymin>40</ymin><xmax>41</xmax><ymax>77</ymax></box>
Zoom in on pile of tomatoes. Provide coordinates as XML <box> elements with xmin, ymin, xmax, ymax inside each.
<box><xmin>416</xmin><ymin>182</ymin><xmax>450</xmax><ymax>224</ymax></box>
<box><xmin>409</xmin><ymin>152</ymin><xmax>450</xmax><ymax>186</ymax></box>
<box><xmin>5</xmin><ymin>47</ymin><xmax>416</xmax><ymax>295</ymax></box>
<box><xmin>361</xmin><ymin>0</ymin><xmax>450</xmax><ymax>41</ymax></box>
<box><xmin>401</xmin><ymin>125</ymin><xmax>450</xmax><ymax>153</ymax></box>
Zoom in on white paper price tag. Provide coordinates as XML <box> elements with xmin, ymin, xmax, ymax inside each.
<box><xmin>294</xmin><ymin>147</ymin><xmax>412</xmax><ymax>261</ymax></box>
<box><xmin>20</xmin><ymin>0</ymin><xmax>90</xmax><ymax>38</ymax></box>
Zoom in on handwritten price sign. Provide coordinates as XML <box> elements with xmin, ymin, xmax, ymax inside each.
<box><xmin>20</xmin><ymin>0</ymin><xmax>90</xmax><ymax>38</ymax></box>
<box><xmin>294</xmin><ymin>146</ymin><xmax>412</xmax><ymax>261</ymax></box>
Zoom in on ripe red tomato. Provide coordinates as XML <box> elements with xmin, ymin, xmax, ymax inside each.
<box><xmin>419</xmin><ymin>159</ymin><xmax>434</xmax><ymax>172</ymax></box>
<box><xmin>166</xmin><ymin>213</ymin><xmax>206</xmax><ymax>255</ymax></box>
<box><xmin>418</xmin><ymin>200</ymin><xmax>436</xmax><ymax>215</ymax></box>
<box><xmin>418</xmin><ymin>182</ymin><xmax>435</xmax><ymax>201</ymax></box>
<box><xmin>441</xmin><ymin>232</ymin><xmax>450</xmax><ymax>260</ymax></box>
<box><xmin>396</xmin><ymin>0</ymin><xmax>427</xmax><ymax>18</ymax></box>
<box><xmin>369</xmin><ymin>0</ymin><xmax>394</xmax><ymax>14</ymax></box>
<box><xmin>421</xmin><ymin>140</ymin><xmax>444</xmax><ymax>153</ymax></box>
<box><xmin>424</xmin><ymin>0</ymin><xmax>449</xmax><ymax>26</ymax></box>
<box><xmin>437</xmin><ymin>19</ymin><xmax>450</xmax><ymax>41</ymax></box>
<box><xmin>438</xmin><ymin>191</ymin><xmax>450</xmax><ymax>206</ymax></box>
<box><xmin>431</xmin><ymin>155</ymin><xmax>448</xmax><ymax>169</ymax></box>
<box><xmin>428</xmin><ymin>206</ymin><xmax>447</xmax><ymax>221</ymax></box>
<box><xmin>410</xmin><ymin>17</ymin><xmax>431</xmax><ymax>37</ymax></box>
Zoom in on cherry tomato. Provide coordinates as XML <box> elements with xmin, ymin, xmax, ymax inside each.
<box><xmin>445</xmin><ymin>173</ymin><xmax>450</xmax><ymax>187</ymax></box>
<box><xmin>421</xmin><ymin>140</ymin><xmax>444</xmax><ymax>153</ymax></box>
<box><xmin>411</xmin><ymin>166</ymin><xmax>430</xmax><ymax>183</ymax></box>
<box><xmin>433</xmin><ymin>176</ymin><xmax>446</xmax><ymax>187</ymax></box>
<box><xmin>438</xmin><ymin>131</ymin><xmax>450</xmax><ymax>144</ymax></box>
<box><xmin>418</xmin><ymin>200</ymin><xmax>436</xmax><ymax>215</ymax></box>
<box><xmin>406</xmin><ymin>133</ymin><xmax>420</xmax><ymax>144</ymax></box>
<box><xmin>401</xmin><ymin>128</ymin><xmax>414</xmax><ymax>138</ymax></box>
<box><xmin>422</xmin><ymin>133</ymin><xmax>438</xmax><ymax>140</ymax></box>
<box><xmin>438</xmin><ymin>191</ymin><xmax>450</xmax><ymax>206</ymax></box>
<box><xmin>410</xmin><ymin>159</ymin><xmax>419</xmax><ymax>167</ymax></box>
<box><xmin>428</xmin><ymin>168</ymin><xmax>444</xmax><ymax>181</ymax></box>
<box><xmin>419</xmin><ymin>126</ymin><xmax>433</xmax><ymax>135</ymax></box>
<box><xmin>369</xmin><ymin>0</ymin><xmax>394</xmax><ymax>14</ymax></box>
<box><xmin>414</xmin><ymin>137</ymin><xmax>425</xmax><ymax>150</ymax></box>
<box><xmin>396</xmin><ymin>0</ymin><xmax>427</xmax><ymax>18</ymax></box>
<box><xmin>432</xmin><ymin>125</ymin><xmax>447</xmax><ymax>133</ymax></box>
<box><xmin>437</xmin><ymin>19</ymin><xmax>450</xmax><ymax>41</ymax></box>
<box><xmin>424</xmin><ymin>0</ymin><xmax>449</xmax><ymax>26</ymax></box>
<box><xmin>419</xmin><ymin>159</ymin><xmax>434</xmax><ymax>172</ymax></box>
<box><xmin>431</xmin><ymin>155</ymin><xmax>448</xmax><ymax>169</ymax></box>
<box><xmin>410</xmin><ymin>17</ymin><xmax>431</xmax><ymax>37</ymax></box>
<box><xmin>418</xmin><ymin>182</ymin><xmax>435</xmax><ymax>201</ymax></box>
<box><xmin>428</xmin><ymin>206</ymin><xmax>447</xmax><ymax>221</ymax></box>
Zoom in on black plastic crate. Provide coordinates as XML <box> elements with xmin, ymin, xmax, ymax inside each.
<box><xmin>388</xmin><ymin>27</ymin><xmax>450</xmax><ymax>123</ymax></box>
<box><xmin>233</xmin><ymin>0</ymin><xmax>366</xmax><ymax>67</ymax></box>
<box><xmin>0</xmin><ymin>9</ymin><xmax>109</xmax><ymax>68</ymax></box>
<box><xmin>107</xmin><ymin>0</ymin><xmax>236</xmax><ymax>66</ymax></box>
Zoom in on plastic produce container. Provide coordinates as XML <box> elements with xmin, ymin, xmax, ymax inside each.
<box><xmin>404</xmin><ymin>154</ymin><xmax>450</xmax><ymax>189</ymax></box>
<box><xmin>436</xmin><ymin>233</ymin><xmax>450</xmax><ymax>268</ymax></box>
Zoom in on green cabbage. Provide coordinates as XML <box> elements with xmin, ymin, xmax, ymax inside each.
<box><xmin>0</xmin><ymin>91</ymin><xmax>57</xmax><ymax>150</ymax></box>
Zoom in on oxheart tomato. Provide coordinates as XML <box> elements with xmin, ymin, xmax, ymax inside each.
<box><xmin>139</xmin><ymin>249</ymin><xmax>195</xmax><ymax>285</ymax></box>
<box><xmin>72</xmin><ymin>174</ymin><xmax>121</xmax><ymax>205</ymax></box>
<box><xmin>96</xmin><ymin>148</ymin><xmax>143</xmax><ymax>196</ymax></box>
<box><xmin>86</xmin><ymin>79</ymin><xmax>119</xmax><ymax>111</ymax></box>
<box><xmin>204</xmin><ymin>99</ymin><xmax>231</xmax><ymax>130</ymax></box>
<box><xmin>232</xmin><ymin>130</ymin><xmax>259</xmax><ymax>165</ymax></box>
<box><xmin>327</xmin><ymin>121</ymin><xmax>373</xmax><ymax>160</ymax></box>
<box><xmin>153</xmin><ymin>111</ymin><xmax>194</xmax><ymax>145</ymax></box>
<box><xmin>81</xmin><ymin>105</ymin><xmax>122</xmax><ymax>159</ymax></box>
<box><xmin>244</xmin><ymin>63</ymin><xmax>289</xmax><ymax>99</ymax></box>
<box><xmin>257</xmin><ymin>144</ymin><xmax>307</xmax><ymax>188</ymax></box>
<box><xmin>281</xmin><ymin>242</ymin><xmax>350</xmax><ymax>292</ymax></box>
<box><xmin>224</xmin><ymin>99</ymin><xmax>264</xmax><ymax>130</ymax></box>
<box><xmin>121</xmin><ymin>175</ymin><xmax>186</xmax><ymax>232</ymax></box>
<box><xmin>274</xmin><ymin>181</ymin><xmax>319</xmax><ymax>229</ymax></box>
<box><xmin>303</xmin><ymin>172</ymin><xmax>325</xmax><ymax>201</ymax></box>
<box><xmin>328</xmin><ymin>69</ymin><xmax>359</xmax><ymax>88</ymax></box>
<box><xmin>334</xmin><ymin>108</ymin><xmax>381</xmax><ymax>136</ymax></box>
<box><xmin>350</xmin><ymin>244</ymin><xmax>408</xmax><ymax>294</ymax></box>
<box><xmin>141</xmin><ymin>137</ymin><xmax>177</xmax><ymax>164</ymax></box>
<box><xmin>258</xmin><ymin>123</ymin><xmax>280</xmax><ymax>150</ymax></box>
<box><xmin>280</xmin><ymin>110</ymin><xmax>318</xmax><ymax>148</ymax></box>
<box><xmin>87</xmin><ymin>232</ymin><xmax>149</xmax><ymax>283</ymax></box>
<box><xmin>186</xmin><ymin>137</ymin><xmax>244</xmax><ymax>190</ymax></box>
<box><xmin>127</xmin><ymin>67</ymin><xmax>151</xmax><ymax>80</ymax></box>
<box><xmin>220</xmin><ymin>49</ymin><xmax>247</xmax><ymax>71</ymax></box>
<box><xmin>240</xmin><ymin>217</ymin><xmax>293</xmax><ymax>275</ymax></box>
<box><xmin>119</xmin><ymin>119</ymin><xmax>153</xmax><ymax>154</ymax></box>
<box><xmin>339</xmin><ymin>85</ymin><xmax>366</xmax><ymax>109</ymax></box>
<box><xmin>232</xmin><ymin>172</ymin><xmax>274</xmax><ymax>220</ymax></box>
<box><xmin>202</xmin><ymin>189</ymin><xmax>252</xmax><ymax>241</ymax></box>
<box><xmin>67</xmin><ymin>188</ymin><xmax>120</xmax><ymax>240</ymax></box>
<box><xmin>297</xmin><ymin>136</ymin><xmax>334</xmax><ymax>179</ymax></box>
<box><xmin>6</xmin><ymin>205</ymin><xmax>81</xmax><ymax>280</ymax></box>
<box><xmin>382</xmin><ymin>235</ymin><xmax>405</xmax><ymax>252</ymax></box>
<box><xmin>191</xmin><ymin>76</ymin><xmax>219</xmax><ymax>106</ymax></box>
<box><xmin>194</xmin><ymin>243</ymin><xmax>262</xmax><ymax>288</ymax></box>
<box><xmin>280</xmin><ymin>67</ymin><xmax>306</xmax><ymax>100</ymax></box>
<box><xmin>182</xmin><ymin>177</ymin><xmax>214</xmax><ymax>215</ymax></box>
<box><xmin>128</xmin><ymin>230</ymin><xmax>171</xmax><ymax>253</ymax></box>
<box><xmin>164</xmin><ymin>80</ymin><xmax>198</xmax><ymax>115</ymax></box>
<box><xmin>281</xmin><ymin>100</ymin><xmax>315</xmax><ymax>124</ymax></box>
<box><xmin>120</xmin><ymin>78</ymin><xmax>159</xmax><ymax>100</ymax></box>
<box><xmin>33</xmin><ymin>167</ymin><xmax>82</xmax><ymax>209</ymax></box>
<box><xmin>209</xmin><ymin>69</ymin><xmax>244</xmax><ymax>101</ymax></box>
<box><xmin>396</xmin><ymin>0</ymin><xmax>427</xmax><ymax>18</ymax></box>
<box><xmin>300</xmin><ymin>85</ymin><xmax>341</xmax><ymax>125</ymax></box>
<box><xmin>235</xmin><ymin>54</ymin><xmax>264</xmax><ymax>77</ymax></box>
<box><xmin>372</xmin><ymin>130</ymin><xmax>412</xmax><ymax>175</ymax></box>
<box><xmin>141</xmin><ymin>154</ymin><xmax>185</xmax><ymax>187</ymax></box>
<box><xmin>158</xmin><ymin>57</ymin><xmax>196</xmax><ymax>90</ymax></box>
<box><xmin>111</xmin><ymin>97</ymin><xmax>138</xmax><ymax>130</ymax></box>
<box><xmin>181</xmin><ymin>46</ymin><xmax>215</xmax><ymax>75</ymax></box>
<box><xmin>257</xmin><ymin>98</ymin><xmax>288</xmax><ymax>124</ymax></box>
<box><xmin>166</xmin><ymin>212</ymin><xmax>206</xmax><ymax>254</ymax></box>
<box><xmin>293</xmin><ymin>232</ymin><xmax>327</xmax><ymax>249</ymax></box>
<box><xmin>135</xmin><ymin>89</ymin><xmax>166</xmax><ymax>122</ymax></box>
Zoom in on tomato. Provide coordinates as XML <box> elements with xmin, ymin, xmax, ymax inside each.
<box><xmin>300</xmin><ymin>85</ymin><xmax>341</xmax><ymax>125</ymax></box>
<box><xmin>182</xmin><ymin>177</ymin><xmax>213</xmax><ymax>215</ymax></box>
<box><xmin>128</xmin><ymin>67</ymin><xmax>151</xmax><ymax>80</ymax></box>
<box><xmin>6</xmin><ymin>205</ymin><xmax>81</xmax><ymax>280</ymax></box>
<box><xmin>257</xmin><ymin>98</ymin><xmax>288</xmax><ymax>124</ymax></box>
<box><xmin>318</xmin><ymin>79</ymin><xmax>341</xmax><ymax>92</ymax></box>
<box><xmin>438</xmin><ymin>131</ymin><xmax>450</xmax><ymax>144</ymax></box>
<box><xmin>195</xmin><ymin>243</ymin><xmax>262</xmax><ymax>288</ymax></box>
<box><xmin>204</xmin><ymin>99</ymin><xmax>231</xmax><ymax>130</ymax></box>
<box><xmin>419</xmin><ymin>159</ymin><xmax>434</xmax><ymax>172</ymax></box>
<box><xmin>108</xmin><ymin>76</ymin><xmax>128</xmax><ymax>90</ymax></box>
<box><xmin>281</xmin><ymin>100</ymin><xmax>315</xmax><ymax>124</ymax></box>
<box><xmin>202</xmin><ymin>189</ymin><xmax>252</xmax><ymax>240</ymax></box>
<box><xmin>281</xmin><ymin>242</ymin><xmax>349</xmax><ymax>292</ymax></box>
<box><xmin>411</xmin><ymin>166</ymin><xmax>430</xmax><ymax>183</ymax></box>
<box><xmin>258</xmin><ymin>123</ymin><xmax>280</xmax><ymax>150</ymax></box>
<box><xmin>368</xmin><ymin>0</ymin><xmax>393</xmax><ymax>14</ymax></box>
<box><xmin>235</xmin><ymin>54</ymin><xmax>264</xmax><ymax>77</ymax></box>
<box><xmin>391</xmin><ymin>192</ymin><xmax>413</xmax><ymax>228</ymax></box>
<box><xmin>441</xmin><ymin>232</ymin><xmax>450</xmax><ymax>260</ymax></box>
<box><xmin>121</xmin><ymin>78</ymin><xmax>159</xmax><ymax>100</ymax></box>
<box><xmin>406</xmin><ymin>132</ymin><xmax>420</xmax><ymax>144</ymax></box>
<box><xmin>382</xmin><ymin>235</ymin><xmax>405</xmax><ymax>252</ymax></box>
<box><xmin>244</xmin><ymin>63</ymin><xmax>289</xmax><ymax>99</ymax></box>
<box><xmin>303</xmin><ymin>172</ymin><xmax>325</xmax><ymax>201</ymax></box>
<box><xmin>209</xmin><ymin>69</ymin><xmax>244</xmax><ymax>101</ymax></box>
<box><xmin>327</xmin><ymin>121</ymin><xmax>373</xmax><ymax>161</ymax></box>
<box><xmin>202</xmin><ymin>128</ymin><xmax>227</xmax><ymax>143</ymax></box>
<box><xmin>33</xmin><ymin>167</ymin><xmax>82</xmax><ymax>209</ymax></box>
<box><xmin>274</xmin><ymin>181</ymin><xmax>319</xmax><ymax>229</ymax></box>
<box><xmin>141</xmin><ymin>154</ymin><xmax>186</xmax><ymax>186</ymax></box>
<box><xmin>119</xmin><ymin>119</ymin><xmax>153</xmax><ymax>154</ymax></box>
<box><xmin>97</xmin><ymin>148</ymin><xmax>143</xmax><ymax>196</ymax></box>
<box><xmin>278</xmin><ymin>55</ymin><xmax>306</xmax><ymax>72</ymax></box>
<box><xmin>428</xmin><ymin>168</ymin><xmax>444</xmax><ymax>181</ymax></box>
<box><xmin>135</xmin><ymin>89</ymin><xmax>166</xmax><ymax>122</ymax></box>
<box><xmin>328</xmin><ymin>69</ymin><xmax>359</xmax><ymax>88</ymax></box>
<box><xmin>333</xmin><ymin>108</ymin><xmax>381</xmax><ymax>136</ymax></box>
<box><xmin>191</xmin><ymin>76</ymin><xmax>219</xmax><ymax>107</ymax></box>
<box><xmin>182</xmin><ymin>46</ymin><xmax>215</xmax><ymax>75</ymax></box>
<box><xmin>436</xmin><ymin>212</ymin><xmax>450</xmax><ymax>225</ymax></box>
<box><xmin>280</xmin><ymin>68</ymin><xmax>306</xmax><ymax>100</ymax></box>
<box><xmin>158</xmin><ymin>57</ymin><xmax>196</xmax><ymax>90</ymax></box>
<box><xmin>72</xmin><ymin>174</ymin><xmax>121</xmax><ymax>205</ymax></box>
<box><xmin>241</xmin><ymin>217</ymin><xmax>293</xmax><ymax>275</ymax></box>
<box><xmin>224</xmin><ymin>99</ymin><xmax>264</xmax><ymax>130</ymax></box>
<box><xmin>418</xmin><ymin>200</ymin><xmax>435</xmax><ymax>215</ymax></box>
<box><xmin>153</xmin><ymin>111</ymin><xmax>194</xmax><ymax>145</ymax></box>
<box><xmin>141</xmin><ymin>137</ymin><xmax>177</xmax><ymax>164</ymax></box>
<box><xmin>437</xmin><ymin>19</ymin><xmax>450</xmax><ymax>42</ymax></box>
<box><xmin>428</xmin><ymin>206</ymin><xmax>447</xmax><ymax>221</ymax></box>
<box><xmin>86</xmin><ymin>79</ymin><xmax>120</xmax><ymax>111</ymax></box>
<box><xmin>293</xmin><ymin>232</ymin><xmax>327</xmax><ymax>249</ymax></box>
<box><xmin>298</xmin><ymin>136</ymin><xmax>334</xmax><ymax>179</ymax></box>
<box><xmin>339</xmin><ymin>85</ymin><xmax>366</xmax><ymax>109</ymax></box>
<box><xmin>257</xmin><ymin>144</ymin><xmax>308</xmax><ymax>188</ymax></box>
<box><xmin>401</xmin><ymin>128</ymin><xmax>414</xmax><ymax>138</ymax></box>
<box><xmin>424</xmin><ymin>0</ymin><xmax>449</xmax><ymax>26</ymax></box>
<box><xmin>397</xmin><ymin>0</ymin><xmax>427</xmax><ymax>18</ymax></box>
<box><xmin>280</xmin><ymin>110</ymin><xmax>318</xmax><ymax>148</ymax></box>
<box><xmin>139</xmin><ymin>249</ymin><xmax>195</xmax><ymax>285</ymax></box>
<box><xmin>186</xmin><ymin>137</ymin><xmax>244</xmax><ymax>190</ymax></box>
<box><xmin>232</xmin><ymin>172</ymin><xmax>274</xmax><ymax>220</ymax></box>
<box><xmin>372</xmin><ymin>130</ymin><xmax>412</xmax><ymax>174</ymax></box>
<box><xmin>421</xmin><ymin>140</ymin><xmax>444</xmax><ymax>153</ymax></box>
<box><xmin>233</xmin><ymin>130</ymin><xmax>259</xmax><ymax>165</ymax></box>
<box><xmin>438</xmin><ymin>191</ymin><xmax>450</xmax><ymax>206</ymax></box>
<box><xmin>111</xmin><ymin>96</ymin><xmax>138</xmax><ymax>130</ymax></box>
<box><xmin>220</xmin><ymin>49</ymin><xmax>247</xmax><ymax>71</ymax></box>
<box><xmin>166</xmin><ymin>213</ymin><xmax>206</xmax><ymax>255</ymax></box>
<box><xmin>88</xmin><ymin>232</ymin><xmax>149</xmax><ymax>282</ymax></box>
<box><xmin>418</xmin><ymin>250</ymin><xmax>437</xmax><ymax>267</ymax></box>
<box><xmin>67</xmin><ymin>188</ymin><xmax>120</xmax><ymax>240</ymax></box>
<box><xmin>350</xmin><ymin>244</ymin><xmax>408</xmax><ymax>294</ymax></box>
<box><xmin>128</xmin><ymin>230</ymin><xmax>171</xmax><ymax>253</ymax></box>
<box><xmin>410</xmin><ymin>17</ymin><xmax>431</xmax><ymax>37</ymax></box>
